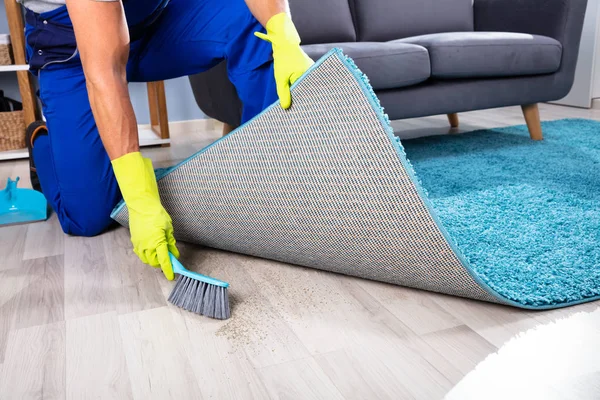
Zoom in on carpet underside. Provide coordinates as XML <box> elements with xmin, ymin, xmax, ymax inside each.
<box><xmin>112</xmin><ymin>49</ymin><xmax>600</xmax><ymax>310</ymax></box>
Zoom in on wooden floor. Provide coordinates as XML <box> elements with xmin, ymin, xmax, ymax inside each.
<box><xmin>1</xmin><ymin>104</ymin><xmax>599</xmax><ymax>400</ymax></box>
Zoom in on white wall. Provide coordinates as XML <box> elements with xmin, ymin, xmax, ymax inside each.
<box><xmin>593</xmin><ymin>5</ymin><xmax>600</xmax><ymax>99</ymax></box>
<box><xmin>0</xmin><ymin>7</ymin><xmax>205</xmax><ymax>123</ymax></box>
<box><xmin>555</xmin><ymin>0</ymin><xmax>600</xmax><ymax>108</ymax></box>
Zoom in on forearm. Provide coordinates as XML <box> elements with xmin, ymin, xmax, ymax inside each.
<box><xmin>86</xmin><ymin>72</ymin><xmax>139</xmax><ymax>160</ymax></box>
<box><xmin>66</xmin><ymin>0</ymin><xmax>138</xmax><ymax>160</ymax></box>
<box><xmin>244</xmin><ymin>0</ymin><xmax>287</xmax><ymax>26</ymax></box>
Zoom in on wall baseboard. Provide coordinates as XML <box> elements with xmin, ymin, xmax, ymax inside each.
<box><xmin>592</xmin><ymin>98</ymin><xmax>600</xmax><ymax>110</ymax></box>
<box><xmin>138</xmin><ymin>118</ymin><xmax>222</xmax><ymax>136</ymax></box>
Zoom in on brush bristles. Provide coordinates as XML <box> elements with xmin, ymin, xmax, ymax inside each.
<box><xmin>168</xmin><ymin>275</ymin><xmax>231</xmax><ymax>320</ymax></box>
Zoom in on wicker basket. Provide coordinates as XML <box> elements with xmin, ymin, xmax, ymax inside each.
<box><xmin>0</xmin><ymin>34</ymin><xmax>13</xmax><ymax>65</ymax></box>
<box><xmin>0</xmin><ymin>110</ymin><xmax>26</xmax><ymax>151</ymax></box>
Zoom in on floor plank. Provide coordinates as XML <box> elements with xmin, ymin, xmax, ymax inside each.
<box><xmin>23</xmin><ymin>214</ymin><xmax>65</xmax><ymax>260</ymax></box>
<box><xmin>66</xmin><ymin>312</ymin><xmax>132</xmax><ymax>400</ymax></box>
<box><xmin>102</xmin><ymin>227</ymin><xmax>167</xmax><ymax>315</ymax></box>
<box><xmin>356</xmin><ymin>279</ymin><xmax>463</xmax><ymax>336</ymax></box>
<box><xmin>433</xmin><ymin>295</ymin><xmax>545</xmax><ymax>348</ymax></box>
<box><xmin>64</xmin><ymin>235</ymin><xmax>115</xmax><ymax>320</ymax></box>
<box><xmin>258</xmin><ymin>357</ymin><xmax>345</xmax><ymax>400</ymax></box>
<box><xmin>336</xmin><ymin>276</ymin><xmax>414</xmax><ymax>338</ymax></box>
<box><xmin>0</xmin><ymin>268</ymin><xmax>31</xmax><ymax>362</ymax></box>
<box><xmin>0</xmin><ymin>322</ymin><xmax>65</xmax><ymax>400</ymax></box>
<box><xmin>410</xmin><ymin>325</ymin><xmax>498</xmax><ymax>384</ymax></box>
<box><xmin>118</xmin><ymin>307</ymin><xmax>203</xmax><ymax>400</ymax></box>
<box><xmin>0</xmin><ymin>265</ymin><xmax>35</xmax><ymax>309</ymax></box>
<box><xmin>0</xmin><ymin>224</ymin><xmax>27</xmax><ymax>271</ymax></box>
<box><xmin>315</xmin><ymin>347</ymin><xmax>415</xmax><ymax>400</ymax></box>
<box><xmin>0</xmin><ymin>256</ymin><xmax>64</xmax><ymax>363</ymax></box>
<box><xmin>165</xmin><ymin>302</ymin><xmax>271</xmax><ymax>400</ymax></box>
<box><xmin>316</xmin><ymin>342</ymin><xmax>453</xmax><ymax>400</ymax></box>
<box><xmin>12</xmin><ymin>256</ymin><xmax>64</xmax><ymax>330</ymax></box>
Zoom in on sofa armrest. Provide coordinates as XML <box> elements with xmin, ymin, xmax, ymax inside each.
<box><xmin>474</xmin><ymin>0</ymin><xmax>588</xmax><ymax>98</ymax></box>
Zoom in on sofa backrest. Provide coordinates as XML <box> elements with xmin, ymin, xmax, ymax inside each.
<box><xmin>352</xmin><ymin>0</ymin><xmax>474</xmax><ymax>41</ymax></box>
<box><xmin>289</xmin><ymin>0</ymin><xmax>356</xmax><ymax>44</ymax></box>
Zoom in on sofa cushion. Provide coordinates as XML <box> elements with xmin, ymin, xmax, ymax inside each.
<box><xmin>353</xmin><ymin>0</ymin><xmax>473</xmax><ymax>42</ymax></box>
<box><xmin>395</xmin><ymin>32</ymin><xmax>562</xmax><ymax>79</ymax></box>
<box><xmin>289</xmin><ymin>0</ymin><xmax>356</xmax><ymax>45</ymax></box>
<box><xmin>302</xmin><ymin>43</ymin><xmax>430</xmax><ymax>90</ymax></box>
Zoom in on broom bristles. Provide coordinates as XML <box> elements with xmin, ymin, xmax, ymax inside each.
<box><xmin>168</xmin><ymin>275</ymin><xmax>231</xmax><ymax>320</ymax></box>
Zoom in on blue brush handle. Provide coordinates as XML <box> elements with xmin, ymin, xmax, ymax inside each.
<box><xmin>169</xmin><ymin>252</ymin><xmax>229</xmax><ymax>288</ymax></box>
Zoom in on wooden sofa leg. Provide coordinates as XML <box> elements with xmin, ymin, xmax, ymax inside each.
<box><xmin>447</xmin><ymin>113</ymin><xmax>459</xmax><ymax>128</ymax></box>
<box><xmin>222</xmin><ymin>122</ymin><xmax>236</xmax><ymax>137</ymax></box>
<box><xmin>521</xmin><ymin>104</ymin><xmax>543</xmax><ymax>141</ymax></box>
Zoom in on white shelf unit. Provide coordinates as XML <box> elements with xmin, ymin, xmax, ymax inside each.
<box><xmin>0</xmin><ymin>64</ymin><xmax>28</xmax><ymax>72</ymax></box>
<box><xmin>0</xmin><ymin>147</ymin><xmax>28</xmax><ymax>161</ymax></box>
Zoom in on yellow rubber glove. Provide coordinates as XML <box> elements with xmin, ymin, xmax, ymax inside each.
<box><xmin>111</xmin><ymin>152</ymin><xmax>179</xmax><ymax>280</ymax></box>
<box><xmin>255</xmin><ymin>13</ymin><xmax>314</xmax><ymax>109</ymax></box>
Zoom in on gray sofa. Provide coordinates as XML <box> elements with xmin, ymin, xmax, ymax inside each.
<box><xmin>189</xmin><ymin>0</ymin><xmax>587</xmax><ymax>140</ymax></box>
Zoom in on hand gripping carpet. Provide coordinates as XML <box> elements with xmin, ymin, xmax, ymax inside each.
<box><xmin>112</xmin><ymin>49</ymin><xmax>600</xmax><ymax>310</ymax></box>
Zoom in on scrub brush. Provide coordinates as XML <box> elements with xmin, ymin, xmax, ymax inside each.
<box><xmin>167</xmin><ymin>253</ymin><xmax>231</xmax><ymax>320</ymax></box>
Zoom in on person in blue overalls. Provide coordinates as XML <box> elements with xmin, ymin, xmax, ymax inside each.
<box><xmin>22</xmin><ymin>0</ymin><xmax>313</xmax><ymax>279</ymax></box>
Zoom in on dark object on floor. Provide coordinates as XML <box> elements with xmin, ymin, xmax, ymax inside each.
<box><xmin>0</xmin><ymin>90</ymin><xmax>22</xmax><ymax>112</ymax></box>
<box><xmin>167</xmin><ymin>253</ymin><xmax>231</xmax><ymax>320</ymax></box>
<box><xmin>25</xmin><ymin>121</ymin><xmax>48</xmax><ymax>192</ymax></box>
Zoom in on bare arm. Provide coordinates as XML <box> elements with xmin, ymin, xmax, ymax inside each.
<box><xmin>244</xmin><ymin>0</ymin><xmax>287</xmax><ymax>26</ymax></box>
<box><xmin>65</xmin><ymin>0</ymin><xmax>138</xmax><ymax>160</ymax></box>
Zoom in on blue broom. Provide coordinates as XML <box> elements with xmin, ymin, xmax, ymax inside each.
<box><xmin>167</xmin><ymin>252</ymin><xmax>231</xmax><ymax>319</ymax></box>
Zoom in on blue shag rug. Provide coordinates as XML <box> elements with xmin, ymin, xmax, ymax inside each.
<box><xmin>404</xmin><ymin>118</ymin><xmax>600</xmax><ymax>307</ymax></box>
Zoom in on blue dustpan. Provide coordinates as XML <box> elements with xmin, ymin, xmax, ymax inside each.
<box><xmin>0</xmin><ymin>177</ymin><xmax>48</xmax><ymax>226</ymax></box>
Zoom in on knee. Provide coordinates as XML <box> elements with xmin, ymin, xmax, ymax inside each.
<box><xmin>50</xmin><ymin>183</ymin><xmax>122</xmax><ymax>237</ymax></box>
<box><xmin>57</xmin><ymin>210</ymin><xmax>114</xmax><ymax>237</ymax></box>
<box><xmin>54</xmin><ymin>202</ymin><xmax>116</xmax><ymax>237</ymax></box>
